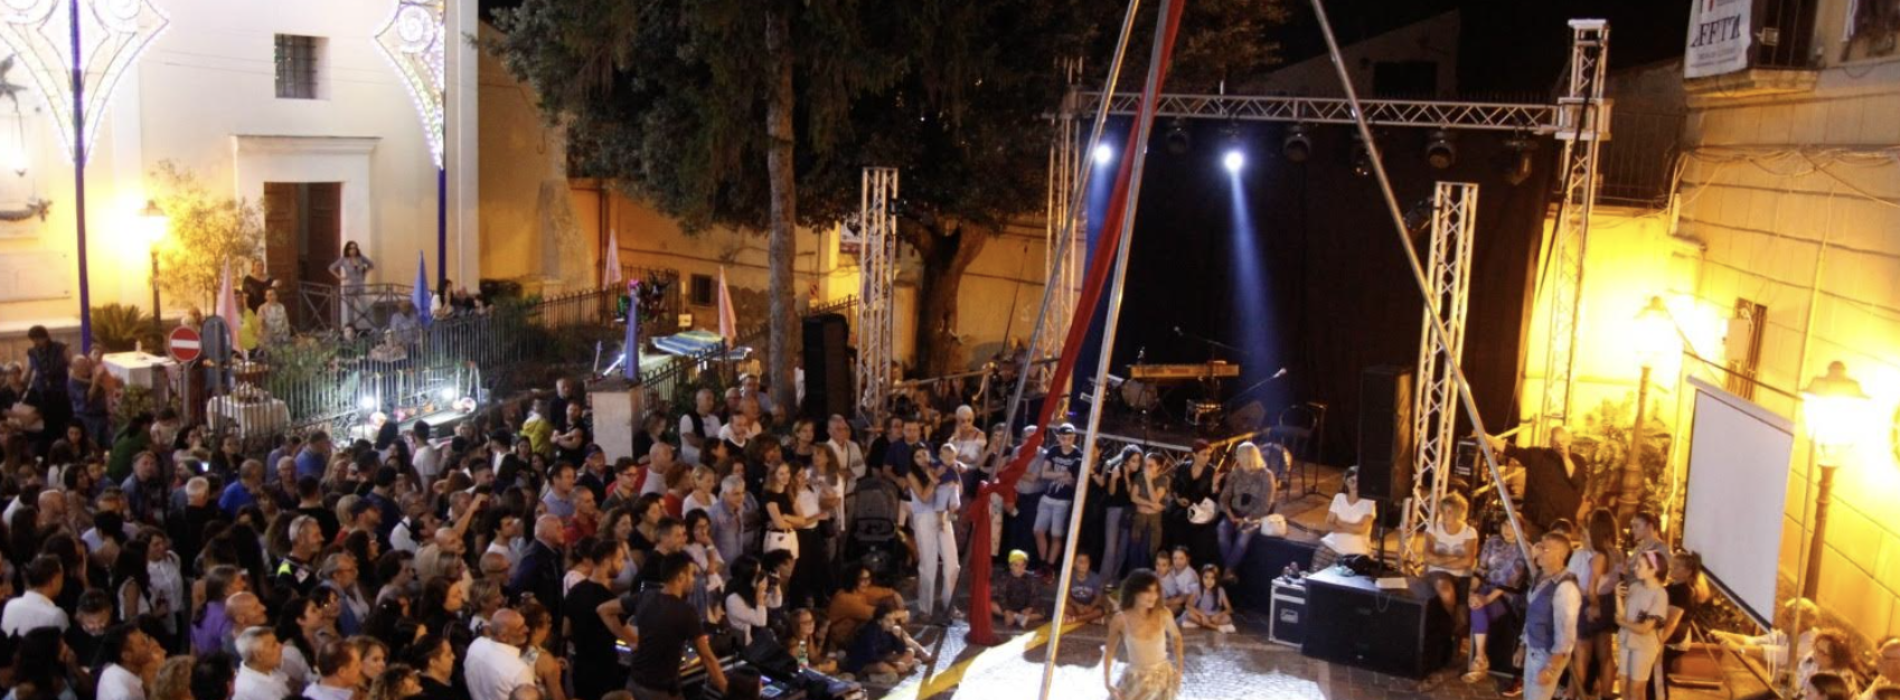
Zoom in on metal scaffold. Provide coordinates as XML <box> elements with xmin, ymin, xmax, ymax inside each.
<box><xmin>1401</xmin><ymin>181</ymin><xmax>1478</xmax><ymax>574</ymax></box>
<box><xmin>1043</xmin><ymin>107</ymin><xmax>1084</xmax><ymax>361</ymax></box>
<box><xmin>1539</xmin><ymin>19</ymin><xmax>1611</xmax><ymax>442</ymax></box>
<box><xmin>856</xmin><ymin>167</ymin><xmax>899</xmax><ymax>419</ymax></box>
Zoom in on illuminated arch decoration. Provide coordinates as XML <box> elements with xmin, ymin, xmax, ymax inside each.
<box><xmin>0</xmin><ymin>0</ymin><xmax>169</xmax><ymax>164</ymax></box>
<box><xmin>374</xmin><ymin>0</ymin><xmax>445</xmax><ymax>168</ymax></box>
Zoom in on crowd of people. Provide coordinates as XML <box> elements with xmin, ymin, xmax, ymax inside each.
<box><xmin>7</xmin><ymin>312</ymin><xmax>1900</xmax><ymax>700</ymax></box>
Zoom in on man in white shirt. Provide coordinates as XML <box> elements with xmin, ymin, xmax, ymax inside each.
<box><xmin>302</xmin><ymin>639</ymin><xmax>362</xmax><ymax>700</ymax></box>
<box><xmin>1522</xmin><ymin>532</ymin><xmax>1583</xmax><ymax>700</ymax></box>
<box><xmin>827</xmin><ymin>415</ymin><xmax>867</xmax><ymax>483</ymax></box>
<box><xmin>411</xmin><ymin>420</ymin><xmax>441</xmax><ymax>488</ymax></box>
<box><xmin>96</xmin><ymin>621</ymin><xmax>161</xmax><ymax>700</ymax></box>
<box><xmin>679</xmin><ymin>388</ymin><xmax>723</xmax><ymax>465</ymax></box>
<box><xmin>1</xmin><ymin>555</ymin><xmax>67</xmax><ymax>636</ymax></box>
<box><xmin>642</xmin><ymin>443</ymin><xmax>678</xmax><ymax>497</ymax></box>
<box><xmin>233</xmin><ymin>626</ymin><xmax>292</xmax><ymax>700</ymax></box>
<box><xmin>466</xmin><ymin>608</ymin><xmax>537</xmax><ymax>700</ymax></box>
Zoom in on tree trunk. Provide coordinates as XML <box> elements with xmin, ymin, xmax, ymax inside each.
<box><xmin>764</xmin><ymin>1</ymin><xmax>798</xmax><ymax>416</ymax></box>
<box><xmin>912</xmin><ymin>221</ymin><xmax>993</xmax><ymax>378</ymax></box>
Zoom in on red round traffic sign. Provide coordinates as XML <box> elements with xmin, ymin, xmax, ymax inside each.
<box><xmin>168</xmin><ymin>326</ymin><xmax>202</xmax><ymax>363</ymax></box>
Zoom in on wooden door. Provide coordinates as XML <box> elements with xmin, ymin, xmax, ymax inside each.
<box><xmin>263</xmin><ymin>183</ymin><xmax>303</xmax><ymax>326</ymax></box>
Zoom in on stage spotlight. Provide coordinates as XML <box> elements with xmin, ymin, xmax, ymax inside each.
<box><xmin>1282</xmin><ymin>124</ymin><xmax>1312</xmax><ymax>163</ymax></box>
<box><xmin>1425</xmin><ymin>129</ymin><xmax>1456</xmax><ymax>169</ymax></box>
<box><xmin>438</xmin><ymin>386</ymin><xmax>459</xmax><ymax>403</ymax></box>
<box><xmin>1092</xmin><ymin>143</ymin><xmax>1115</xmax><ymax>165</ymax></box>
<box><xmin>358</xmin><ymin>395</ymin><xmax>378</xmax><ymax>411</ymax></box>
<box><xmin>1223</xmin><ymin>149</ymin><xmax>1246</xmax><ymax>174</ymax></box>
<box><xmin>1503</xmin><ymin>134</ymin><xmax>1538</xmax><ymax>186</ymax></box>
<box><xmin>1165</xmin><ymin>118</ymin><xmax>1191</xmax><ymax>154</ymax></box>
<box><xmin>1350</xmin><ymin>134</ymin><xmax>1374</xmax><ymax>178</ymax></box>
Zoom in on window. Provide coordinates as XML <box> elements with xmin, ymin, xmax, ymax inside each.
<box><xmin>689</xmin><ymin>274</ymin><xmax>714</xmax><ymax>306</ymax></box>
<box><xmin>275</xmin><ymin>35</ymin><xmax>321</xmax><ymax>99</ymax></box>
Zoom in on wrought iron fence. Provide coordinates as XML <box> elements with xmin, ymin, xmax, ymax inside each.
<box><xmin>1597</xmin><ymin>109</ymin><xmax>1684</xmax><ymax>209</ymax></box>
<box><xmin>1752</xmin><ymin>0</ymin><xmax>1821</xmax><ymax>69</ymax></box>
<box><xmin>206</xmin><ymin>285</ymin><xmax>625</xmax><ymax>448</ymax></box>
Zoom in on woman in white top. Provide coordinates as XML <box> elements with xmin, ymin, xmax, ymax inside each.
<box><xmin>259</xmin><ymin>287</ymin><xmax>291</xmax><ymax>346</ymax></box>
<box><xmin>1315</xmin><ymin>467</ymin><xmax>1376</xmax><ymax>570</ymax></box>
<box><xmin>1424</xmin><ymin>493</ymin><xmax>1478</xmax><ymax>577</ymax></box>
<box><xmin>1614</xmin><ymin>549</ymin><xmax>1670</xmax><ymax>700</ymax></box>
<box><xmin>906</xmin><ymin>444</ymin><xmax>962</xmax><ymax>620</ymax></box>
<box><xmin>681</xmin><ymin>465</ymin><xmax>719</xmax><ymax>517</ymax></box>
<box><xmin>1570</xmin><ymin>508</ymin><xmax>1624</xmax><ymax>700</ymax></box>
<box><xmin>725</xmin><ymin>558</ymin><xmax>772</xmax><ymax>646</ymax></box>
<box><xmin>948</xmin><ymin>405</ymin><xmax>988</xmax><ymax>465</ymax></box>
<box><xmin>808</xmin><ymin>444</ymin><xmax>848</xmax><ymax>568</ymax></box>
<box><xmin>1102</xmin><ymin>568</ymin><xmax>1185</xmax><ymax>700</ymax></box>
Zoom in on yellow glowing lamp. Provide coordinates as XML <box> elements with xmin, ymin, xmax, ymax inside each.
<box><xmin>139</xmin><ymin>199</ymin><xmax>169</xmax><ymax>247</ymax></box>
<box><xmin>1632</xmin><ymin>296</ymin><xmax>1681</xmax><ymax>369</ymax></box>
<box><xmin>1802</xmin><ymin>361</ymin><xmax>1871</xmax><ymax>457</ymax></box>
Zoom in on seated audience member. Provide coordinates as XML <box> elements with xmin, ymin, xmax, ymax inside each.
<box><xmin>1181</xmin><ymin>564</ymin><xmax>1235</xmax><ymax>634</ymax></box>
<box><xmin>1465</xmin><ymin>522</ymin><xmax>1529</xmax><ymax>686</ymax></box>
<box><xmin>1862</xmin><ymin>637</ymin><xmax>1898</xmax><ymax>700</ymax></box>
<box><xmin>1063</xmin><ymin>551</ymin><xmax>1108</xmax><ymax>626</ymax></box>
<box><xmin>991</xmin><ymin>550</ymin><xmax>1046</xmax><ymax>631</ymax></box>
<box><xmin>827</xmin><ymin>560</ymin><xmax>904</xmax><ymax>653</ymax></box>
<box><xmin>844</xmin><ymin>599</ymin><xmax>920</xmax><ymax>683</ymax></box>
<box><xmin>1158</xmin><ymin>548</ymin><xmax>1198</xmax><ymax>615</ymax></box>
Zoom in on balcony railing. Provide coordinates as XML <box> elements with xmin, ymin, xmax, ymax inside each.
<box><xmin>1752</xmin><ymin>0</ymin><xmax>1820</xmax><ymax>69</ymax></box>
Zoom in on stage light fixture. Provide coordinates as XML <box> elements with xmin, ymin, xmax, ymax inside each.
<box><xmin>1223</xmin><ymin>149</ymin><xmax>1246</xmax><ymax>174</ymax></box>
<box><xmin>1165</xmin><ymin>118</ymin><xmax>1191</xmax><ymax>154</ymax></box>
<box><xmin>1092</xmin><ymin>143</ymin><xmax>1116</xmax><ymax>165</ymax></box>
<box><xmin>1503</xmin><ymin>134</ymin><xmax>1538</xmax><ymax>186</ymax></box>
<box><xmin>359</xmin><ymin>395</ymin><xmax>379</xmax><ymax>411</ymax></box>
<box><xmin>1282</xmin><ymin>124</ymin><xmax>1312</xmax><ymax>163</ymax></box>
<box><xmin>1350</xmin><ymin>134</ymin><xmax>1374</xmax><ymax>178</ymax></box>
<box><xmin>1425</xmin><ymin>129</ymin><xmax>1456</xmax><ymax>169</ymax></box>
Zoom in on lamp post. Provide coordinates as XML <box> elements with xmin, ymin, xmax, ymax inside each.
<box><xmin>1800</xmin><ymin>360</ymin><xmax>1869</xmax><ymax>600</ymax></box>
<box><xmin>1621</xmin><ymin>296</ymin><xmax>1681</xmax><ymax>521</ymax></box>
<box><xmin>140</xmin><ymin>199</ymin><xmax>167</xmax><ymax>338</ymax></box>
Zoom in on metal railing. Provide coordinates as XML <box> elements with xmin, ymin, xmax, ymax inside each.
<box><xmin>1752</xmin><ymin>0</ymin><xmax>1820</xmax><ymax>69</ymax></box>
<box><xmin>204</xmin><ymin>285</ymin><xmax>625</xmax><ymax>448</ymax></box>
<box><xmin>1596</xmin><ymin>109</ymin><xmax>1684</xmax><ymax>208</ymax></box>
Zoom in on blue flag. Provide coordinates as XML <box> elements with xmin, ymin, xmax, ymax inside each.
<box><xmin>623</xmin><ymin>280</ymin><xmax>640</xmax><ymax>381</ymax></box>
<box><xmin>412</xmin><ymin>252</ymin><xmax>433</xmax><ymax>328</ymax></box>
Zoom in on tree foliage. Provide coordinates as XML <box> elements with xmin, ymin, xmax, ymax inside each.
<box><xmin>150</xmin><ymin>161</ymin><xmax>273</xmax><ymax>309</ymax></box>
<box><xmin>489</xmin><ymin>0</ymin><xmax>1289</xmax><ymax>374</ymax></box>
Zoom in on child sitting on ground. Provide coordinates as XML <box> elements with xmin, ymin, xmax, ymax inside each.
<box><xmin>1157</xmin><ymin>548</ymin><xmax>1198</xmax><ymax>615</ymax></box>
<box><xmin>845</xmin><ymin>599</ymin><xmax>919</xmax><ymax>683</ymax></box>
<box><xmin>1064</xmin><ymin>551</ymin><xmax>1108</xmax><ymax>626</ymax></box>
<box><xmin>1181</xmin><ymin>563</ymin><xmax>1237</xmax><ymax>633</ymax></box>
<box><xmin>991</xmin><ymin>549</ymin><xmax>1047</xmax><ymax>630</ymax></box>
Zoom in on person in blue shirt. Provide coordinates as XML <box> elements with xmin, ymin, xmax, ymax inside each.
<box><xmin>296</xmin><ymin>432</ymin><xmax>333</xmax><ymax>482</ymax></box>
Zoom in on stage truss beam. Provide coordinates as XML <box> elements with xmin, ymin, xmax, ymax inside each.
<box><xmin>1045</xmin><ymin>107</ymin><xmax>1084</xmax><ymax>361</ymax></box>
<box><xmin>856</xmin><ymin>167</ymin><xmax>899</xmax><ymax>419</ymax></box>
<box><xmin>1071</xmin><ymin>92</ymin><xmax>1567</xmax><ymax>132</ymax></box>
<box><xmin>1539</xmin><ymin>19</ymin><xmax>1610</xmax><ymax>443</ymax></box>
<box><xmin>1402</xmin><ymin>181</ymin><xmax>1478</xmax><ymax>574</ymax></box>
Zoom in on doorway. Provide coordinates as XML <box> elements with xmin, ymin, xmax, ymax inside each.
<box><xmin>264</xmin><ymin>182</ymin><xmax>342</xmax><ymax>330</ymax></box>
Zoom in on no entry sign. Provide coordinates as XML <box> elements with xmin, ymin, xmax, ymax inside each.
<box><xmin>169</xmin><ymin>326</ymin><xmax>201</xmax><ymax>363</ymax></box>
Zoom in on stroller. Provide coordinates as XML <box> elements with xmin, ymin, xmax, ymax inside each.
<box><xmin>845</xmin><ymin>474</ymin><xmax>906</xmax><ymax>585</ymax></box>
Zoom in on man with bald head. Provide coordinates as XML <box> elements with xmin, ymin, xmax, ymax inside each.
<box><xmin>509</xmin><ymin>515</ymin><xmax>566</xmax><ymax>613</ymax></box>
<box><xmin>222</xmin><ymin>592</ymin><xmax>268</xmax><ymax>656</ymax></box>
<box><xmin>35</xmin><ymin>489</ymin><xmax>66</xmax><ymax>529</ymax></box>
<box><xmin>466</xmin><ymin>608</ymin><xmax>537</xmax><ymax>700</ymax></box>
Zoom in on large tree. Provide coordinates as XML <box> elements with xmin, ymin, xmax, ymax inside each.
<box><xmin>490</xmin><ymin>0</ymin><xmax>1286</xmax><ymax>380</ymax></box>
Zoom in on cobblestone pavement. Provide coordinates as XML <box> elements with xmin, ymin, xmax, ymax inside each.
<box><xmin>865</xmin><ymin>610</ymin><xmax>1735</xmax><ymax>700</ymax></box>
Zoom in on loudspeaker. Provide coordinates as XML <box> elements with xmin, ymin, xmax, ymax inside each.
<box><xmin>1301</xmin><ymin>572</ymin><xmax>1444</xmax><ymax>679</ymax></box>
<box><xmin>1356</xmin><ymin>365</ymin><xmax>1414</xmax><ymax>502</ymax></box>
<box><xmin>801</xmin><ymin>314</ymin><xmax>855</xmax><ymax>421</ymax></box>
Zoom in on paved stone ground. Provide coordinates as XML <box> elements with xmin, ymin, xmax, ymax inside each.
<box><xmin>859</xmin><ymin>609</ymin><xmax>1742</xmax><ymax>700</ymax></box>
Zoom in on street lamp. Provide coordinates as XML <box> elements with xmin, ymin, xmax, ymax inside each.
<box><xmin>1620</xmin><ymin>296</ymin><xmax>1682</xmax><ymax>520</ymax></box>
<box><xmin>140</xmin><ymin>199</ymin><xmax>168</xmax><ymax>339</ymax></box>
<box><xmin>1800</xmin><ymin>360</ymin><xmax>1869</xmax><ymax>599</ymax></box>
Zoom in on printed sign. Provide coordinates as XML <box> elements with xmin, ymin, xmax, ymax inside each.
<box><xmin>1685</xmin><ymin>0</ymin><xmax>1753</xmax><ymax>78</ymax></box>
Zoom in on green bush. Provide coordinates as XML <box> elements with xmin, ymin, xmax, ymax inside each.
<box><xmin>91</xmin><ymin>304</ymin><xmax>164</xmax><ymax>353</ymax></box>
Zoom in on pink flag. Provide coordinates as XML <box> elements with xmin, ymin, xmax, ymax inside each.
<box><xmin>716</xmin><ymin>266</ymin><xmax>737</xmax><ymax>341</ymax></box>
<box><xmin>216</xmin><ymin>259</ymin><xmax>242</xmax><ymax>349</ymax></box>
<box><xmin>604</xmin><ymin>229</ymin><xmax>623</xmax><ymax>286</ymax></box>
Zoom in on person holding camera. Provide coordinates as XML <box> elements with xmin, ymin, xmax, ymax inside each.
<box><xmin>1615</xmin><ymin>549</ymin><xmax>1670</xmax><ymax>700</ymax></box>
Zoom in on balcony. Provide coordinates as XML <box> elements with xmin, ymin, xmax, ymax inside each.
<box><xmin>1685</xmin><ymin>0</ymin><xmax>1822</xmax><ymax>98</ymax></box>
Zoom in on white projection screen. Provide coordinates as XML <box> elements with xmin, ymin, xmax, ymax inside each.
<box><xmin>1682</xmin><ymin>376</ymin><xmax>1795</xmax><ymax>626</ymax></box>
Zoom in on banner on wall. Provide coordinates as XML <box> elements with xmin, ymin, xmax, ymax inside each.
<box><xmin>1685</xmin><ymin>0</ymin><xmax>1753</xmax><ymax>78</ymax></box>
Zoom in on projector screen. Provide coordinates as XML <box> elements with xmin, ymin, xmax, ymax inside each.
<box><xmin>1682</xmin><ymin>376</ymin><xmax>1795</xmax><ymax>626</ymax></box>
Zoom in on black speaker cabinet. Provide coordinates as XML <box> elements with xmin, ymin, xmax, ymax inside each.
<box><xmin>1300</xmin><ymin>569</ymin><xmax>1446</xmax><ymax>679</ymax></box>
<box><xmin>1356</xmin><ymin>365</ymin><xmax>1415</xmax><ymax>503</ymax></box>
<box><xmin>801</xmin><ymin>313</ymin><xmax>855</xmax><ymax>422</ymax></box>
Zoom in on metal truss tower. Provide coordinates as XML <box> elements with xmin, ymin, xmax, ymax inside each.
<box><xmin>1539</xmin><ymin>19</ymin><xmax>1610</xmax><ymax>443</ymax></box>
<box><xmin>1401</xmin><ymin>181</ymin><xmax>1478</xmax><ymax>574</ymax></box>
<box><xmin>1043</xmin><ymin>111</ymin><xmax>1084</xmax><ymax>361</ymax></box>
<box><xmin>856</xmin><ymin>167</ymin><xmax>899</xmax><ymax>419</ymax></box>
